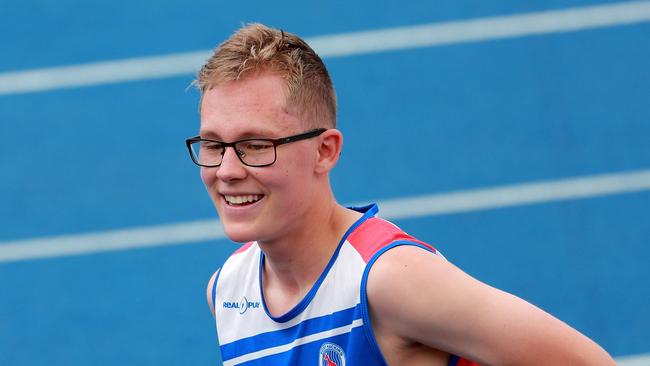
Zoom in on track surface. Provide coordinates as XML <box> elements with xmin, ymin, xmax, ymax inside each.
<box><xmin>1</xmin><ymin>1</ymin><xmax>649</xmax><ymax>364</ymax></box>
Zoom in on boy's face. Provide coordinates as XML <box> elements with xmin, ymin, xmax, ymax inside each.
<box><xmin>199</xmin><ymin>73</ymin><xmax>320</xmax><ymax>244</ymax></box>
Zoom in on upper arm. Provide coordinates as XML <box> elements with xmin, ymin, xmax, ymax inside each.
<box><xmin>206</xmin><ymin>269</ymin><xmax>220</xmax><ymax>319</ymax></box>
<box><xmin>366</xmin><ymin>245</ymin><xmax>615</xmax><ymax>366</ymax></box>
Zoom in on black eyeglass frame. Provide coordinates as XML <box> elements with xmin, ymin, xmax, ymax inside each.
<box><xmin>185</xmin><ymin>128</ymin><xmax>327</xmax><ymax>168</ymax></box>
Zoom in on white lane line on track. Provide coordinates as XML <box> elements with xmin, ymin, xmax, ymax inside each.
<box><xmin>617</xmin><ymin>353</ymin><xmax>650</xmax><ymax>366</ymax></box>
<box><xmin>1</xmin><ymin>1</ymin><xmax>650</xmax><ymax>95</ymax></box>
<box><xmin>374</xmin><ymin>169</ymin><xmax>650</xmax><ymax>220</ymax></box>
<box><xmin>1</xmin><ymin>168</ymin><xmax>650</xmax><ymax>263</ymax></box>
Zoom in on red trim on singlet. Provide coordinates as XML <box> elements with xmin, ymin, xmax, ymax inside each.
<box><xmin>350</xmin><ymin>218</ymin><xmax>479</xmax><ymax>366</ymax></box>
<box><xmin>347</xmin><ymin>217</ymin><xmax>436</xmax><ymax>263</ymax></box>
<box><xmin>457</xmin><ymin>359</ymin><xmax>480</xmax><ymax>366</ymax></box>
<box><xmin>233</xmin><ymin>241</ymin><xmax>254</xmax><ymax>255</ymax></box>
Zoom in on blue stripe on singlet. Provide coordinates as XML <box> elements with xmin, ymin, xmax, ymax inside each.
<box><xmin>448</xmin><ymin>354</ymin><xmax>460</xmax><ymax>365</ymax></box>
<box><xmin>220</xmin><ymin>303</ymin><xmax>363</xmax><ymax>361</ymax></box>
<box><xmin>359</xmin><ymin>241</ymin><xmax>439</xmax><ymax>366</ymax></box>
<box><xmin>212</xmin><ymin>268</ymin><xmax>221</xmax><ymax>316</ymax></box>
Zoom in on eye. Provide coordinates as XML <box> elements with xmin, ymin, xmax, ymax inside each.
<box><xmin>202</xmin><ymin>141</ymin><xmax>224</xmax><ymax>151</ymax></box>
<box><xmin>242</xmin><ymin>140</ymin><xmax>274</xmax><ymax>152</ymax></box>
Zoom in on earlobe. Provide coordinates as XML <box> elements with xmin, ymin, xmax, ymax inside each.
<box><xmin>315</xmin><ymin>129</ymin><xmax>343</xmax><ymax>174</ymax></box>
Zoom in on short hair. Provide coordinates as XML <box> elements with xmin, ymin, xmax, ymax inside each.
<box><xmin>195</xmin><ymin>23</ymin><xmax>337</xmax><ymax>128</ymax></box>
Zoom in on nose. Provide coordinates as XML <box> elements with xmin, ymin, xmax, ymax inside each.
<box><xmin>215</xmin><ymin>146</ymin><xmax>247</xmax><ymax>181</ymax></box>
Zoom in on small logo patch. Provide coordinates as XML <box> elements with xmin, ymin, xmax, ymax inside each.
<box><xmin>222</xmin><ymin>296</ymin><xmax>260</xmax><ymax>314</ymax></box>
<box><xmin>319</xmin><ymin>342</ymin><xmax>345</xmax><ymax>366</ymax></box>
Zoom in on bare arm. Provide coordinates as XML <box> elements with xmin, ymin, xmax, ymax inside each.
<box><xmin>206</xmin><ymin>269</ymin><xmax>220</xmax><ymax>319</ymax></box>
<box><xmin>366</xmin><ymin>246</ymin><xmax>616</xmax><ymax>366</ymax></box>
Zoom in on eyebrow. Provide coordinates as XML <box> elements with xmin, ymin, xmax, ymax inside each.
<box><xmin>198</xmin><ymin>128</ymin><xmax>280</xmax><ymax>141</ymax></box>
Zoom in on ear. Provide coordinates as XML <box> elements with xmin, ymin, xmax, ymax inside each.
<box><xmin>314</xmin><ymin>129</ymin><xmax>343</xmax><ymax>174</ymax></box>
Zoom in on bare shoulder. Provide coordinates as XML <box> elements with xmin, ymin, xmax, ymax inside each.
<box><xmin>366</xmin><ymin>245</ymin><xmax>455</xmax><ymax>316</ymax></box>
<box><xmin>366</xmin><ymin>245</ymin><xmax>616</xmax><ymax>365</ymax></box>
<box><xmin>206</xmin><ymin>269</ymin><xmax>220</xmax><ymax>318</ymax></box>
<box><xmin>366</xmin><ymin>245</ymin><xmax>472</xmax><ymax>316</ymax></box>
<box><xmin>366</xmin><ymin>245</ymin><xmax>478</xmax><ymax>352</ymax></box>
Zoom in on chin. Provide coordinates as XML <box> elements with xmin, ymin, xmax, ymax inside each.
<box><xmin>222</xmin><ymin>222</ymin><xmax>261</xmax><ymax>244</ymax></box>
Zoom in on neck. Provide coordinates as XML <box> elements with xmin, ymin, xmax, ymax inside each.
<box><xmin>258</xmin><ymin>190</ymin><xmax>362</xmax><ymax>314</ymax></box>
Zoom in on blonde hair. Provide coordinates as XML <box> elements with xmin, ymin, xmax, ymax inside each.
<box><xmin>195</xmin><ymin>23</ymin><xmax>336</xmax><ymax>128</ymax></box>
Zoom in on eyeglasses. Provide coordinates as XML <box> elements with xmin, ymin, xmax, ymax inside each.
<box><xmin>186</xmin><ymin>128</ymin><xmax>327</xmax><ymax>167</ymax></box>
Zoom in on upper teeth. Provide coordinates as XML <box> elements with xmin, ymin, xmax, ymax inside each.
<box><xmin>225</xmin><ymin>195</ymin><xmax>262</xmax><ymax>204</ymax></box>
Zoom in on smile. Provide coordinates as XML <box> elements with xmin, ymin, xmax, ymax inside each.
<box><xmin>223</xmin><ymin>194</ymin><xmax>263</xmax><ymax>206</ymax></box>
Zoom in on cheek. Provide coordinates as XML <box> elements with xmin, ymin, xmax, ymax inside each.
<box><xmin>200</xmin><ymin>167</ymin><xmax>216</xmax><ymax>187</ymax></box>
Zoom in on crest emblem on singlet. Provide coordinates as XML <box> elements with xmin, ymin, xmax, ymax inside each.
<box><xmin>319</xmin><ymin>342</ymin><xmax>345</xmax><ymax>366</ymax></box>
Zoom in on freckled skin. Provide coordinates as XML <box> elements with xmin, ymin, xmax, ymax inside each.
<box><xmin>199</xmin><ymin>73</ymin><xmax>322</xmax><ymax>245</ymax></box>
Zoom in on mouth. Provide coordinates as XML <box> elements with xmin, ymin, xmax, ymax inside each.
<box><xmin>222</xmin><ymin>194</ymin><xmax>264</xmax><ymax>207</ymax></box>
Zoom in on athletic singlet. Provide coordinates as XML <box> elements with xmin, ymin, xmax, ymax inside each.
<box><xmin>212</xmin><ymin>203</ymin><xmax>479</xmax><ymax>366</ymax></box>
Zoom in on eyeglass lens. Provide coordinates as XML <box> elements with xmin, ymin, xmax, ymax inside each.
<box><xmin>190</xmin><ymin>140</ymin><xmax>276</xmax><ymax>167</ymax></box>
